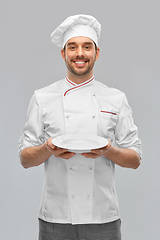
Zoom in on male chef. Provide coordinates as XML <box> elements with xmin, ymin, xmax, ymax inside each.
<box><xmin>19</xmin><ymin>14</ymin><xmax>142</xmax><ymax>240</ymax></box>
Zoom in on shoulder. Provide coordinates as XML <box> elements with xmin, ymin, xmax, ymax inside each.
<box><xmin>33</xmin><ymin>79</ymin><xmax>65</xmax><ymax>105</ymax></box>
<box><xmin>94</xmin><ymin>80</ymin><xmax>125</xmax><ymax>101</ymax></box>
<box><xmin>35</xmin><ymin>79</ymin><xmax>64</xmax><ymax>95</ymax></box>
<box><xmin>27</xmin><ymin>79</ymin><xmax>65</xmax><ymax>108</ymax></box>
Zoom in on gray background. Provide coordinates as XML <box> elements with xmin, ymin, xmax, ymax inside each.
<box><xmin>0</xmin><ymin>0</ymin><xmax>160</xmax><ymax>239</ymax></box>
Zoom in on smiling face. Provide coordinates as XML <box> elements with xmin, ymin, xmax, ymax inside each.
<box><xmin>61</xmin><ymin>36</ymin><xmax>100</xmax><ymax>83</ymax></box>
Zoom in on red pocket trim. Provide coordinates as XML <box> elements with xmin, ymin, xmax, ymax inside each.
<box><xmin>101</xmin><ymin>111</ymin><xmax>117</xmax><ymax>115</ymax></box>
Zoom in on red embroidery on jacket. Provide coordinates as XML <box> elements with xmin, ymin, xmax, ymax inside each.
<box><xmin>66</xmin><ymin>77</ymin><xmax>76</xmax><ymax>86</ymax></box>
<box><xmin>64</xmin><ymin>77</ymin><xmax>94</xmax><ymax>96</ymax></box>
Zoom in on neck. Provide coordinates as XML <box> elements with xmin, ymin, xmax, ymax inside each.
<box><xmin>67</xmin><ymin>70</ymin><xmax>94</xmax><ymax>84</ymax></box>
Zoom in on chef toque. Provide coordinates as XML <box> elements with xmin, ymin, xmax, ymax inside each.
<box><xmin>51</xmin><ymin>14</ymin><xmax>101</xmax><ymax>48</ymax></box>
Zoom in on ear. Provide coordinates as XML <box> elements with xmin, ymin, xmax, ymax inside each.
<box><xmin>95</xmin><ymin>47</ymin><xmax>100</xmax><ymax>61</ymax></box>
<box><xmin>61</xmin><ymin>48</ymin><xmax>65</xmax><ymax>61</ymax></box>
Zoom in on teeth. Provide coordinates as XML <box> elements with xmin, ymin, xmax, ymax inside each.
<box><xmin>75</xmin><ymin>62</ymin><xmax>85</xmax><ymax>64</ymax></box>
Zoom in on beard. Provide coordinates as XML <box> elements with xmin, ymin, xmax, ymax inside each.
<box><xmin>65</xmin><ymin>55</ymin><xmax>96</xmax><ymax>76</ymax></box>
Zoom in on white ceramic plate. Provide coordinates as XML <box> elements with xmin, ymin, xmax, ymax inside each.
<box><xmin>52</xmin><ymin>134</ymin><xmax>108</xmax><ymax>153</ymax></box>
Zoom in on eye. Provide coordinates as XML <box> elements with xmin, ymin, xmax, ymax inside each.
<box><xmin>69</xmin><ymin>46</ymin><xmax>76</xmax><ymax>50</ymax></box>
<box><xmin>84</xmin><ymin>45</ymin><xmax>91</xmax><ymax>50</ymax></box>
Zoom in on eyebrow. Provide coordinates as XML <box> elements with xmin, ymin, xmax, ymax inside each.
<box><xmin>67</xmin><ymin>42</ymin><xmax>93</xmax><ymax>46</ymax></box>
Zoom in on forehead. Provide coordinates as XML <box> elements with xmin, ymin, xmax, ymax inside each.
<box><xmin>66</xmin><ymin>36</ymin><xmax>94</xmax><ymax>45</ymax></box>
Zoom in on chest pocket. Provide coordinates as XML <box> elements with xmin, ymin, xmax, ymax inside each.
<box><xmin>97</xmin><ymin>110</ymin><xmax>118</xmax><ymax>140</ymax></box>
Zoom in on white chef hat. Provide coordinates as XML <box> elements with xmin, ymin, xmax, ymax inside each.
<box><xmin>51</xmin><ymin>14</ymin><xmax>101</xmax><ymax>48</ymax></box>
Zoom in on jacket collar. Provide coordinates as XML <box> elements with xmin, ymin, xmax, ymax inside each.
<box><xmin>64</xmin><ymin>76</ymin><xmax>95</xmax><ymax>96</ymax></box>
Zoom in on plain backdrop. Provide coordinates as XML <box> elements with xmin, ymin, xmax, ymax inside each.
<box><xmin>0</xmin><ymin>0</ymin><xmax>160</xmax><ymax>239</ymax></box>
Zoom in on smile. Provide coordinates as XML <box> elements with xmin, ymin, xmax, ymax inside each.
<box><xmin>74</xmin><ymin>61</ymin><xmax>87</xmax><ymax>66</ymax></box>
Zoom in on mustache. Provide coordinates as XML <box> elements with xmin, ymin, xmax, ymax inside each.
<box><xmin>72</xmin><ymin>57</ymin><xmax>89</xmax><ymax>61</ymax></box>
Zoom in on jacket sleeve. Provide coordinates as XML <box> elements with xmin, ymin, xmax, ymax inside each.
<box><xmin>18</xmin><ymin>92</ymin><xmax>44</xmax><ymax>155</ymax></box>
<box><xmin>115</xmin><ymin>93</ymin><xmax>142</xmax><ymax>159</ymax></box>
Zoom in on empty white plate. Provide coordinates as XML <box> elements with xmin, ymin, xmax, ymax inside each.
<box><xmin>52</xmin><ymin>134</ymin><xmax>108</xmax><ymax>153</ymax></box>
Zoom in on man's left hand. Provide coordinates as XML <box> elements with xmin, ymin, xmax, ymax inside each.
<box><xmin>81</xmin><ymin>141</ymin><xmax>111</xmax><ymax>159</ymax></box>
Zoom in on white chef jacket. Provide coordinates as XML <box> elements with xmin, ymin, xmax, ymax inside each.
<box><xmin>19</xmin><ymin>76</ymin><xmax>142</xmax><ymax>225</ymax></box>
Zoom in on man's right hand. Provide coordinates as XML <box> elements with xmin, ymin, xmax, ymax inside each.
<box><xmin>20</xmin><ymin>138</ymin><xmax>76</xmax><ymax>169</ymax></box>
<box><xmin>46</xmin><ymin>138</ymin><xmax>76</xmax><ymax>160</ymax></box>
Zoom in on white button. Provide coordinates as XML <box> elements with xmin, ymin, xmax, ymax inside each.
<box><xmin>93</xmin><ymin>94</ymin><xmax>96</xmax><ymax>96</ymax></box>
<box><xmin>86</xmin><ymin>195</ymin><xmax>90</xmax><ymax>199</ymax></box>
<box><xmin>71</xmin><ymin>195</ymin><xmax>74</xmax><ymax>199</ymax></box>
<box><xmin>66</xmin><ymin>115</ymin><xmax>69</xmax><ymax>118</ymax></box>
<box><xmin>69</xmin><ymin>167</ymin><xmax>73</xmax><ymax>171</ymax></box>
<box><xmin>89</xmin><ymin>167</ymin><xmax>92</xmax><ymax>171</ymax></box>
<box><xmin>92</xmin><ymin>116</ymin><xmax>95</xmax><ymax>118</ymax></box>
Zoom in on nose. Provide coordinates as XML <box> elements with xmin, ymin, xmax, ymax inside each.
<box><xmin>76</xmin><ymin>46</ymin><xmax>84</xmax><ymax>57</ymax></box>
